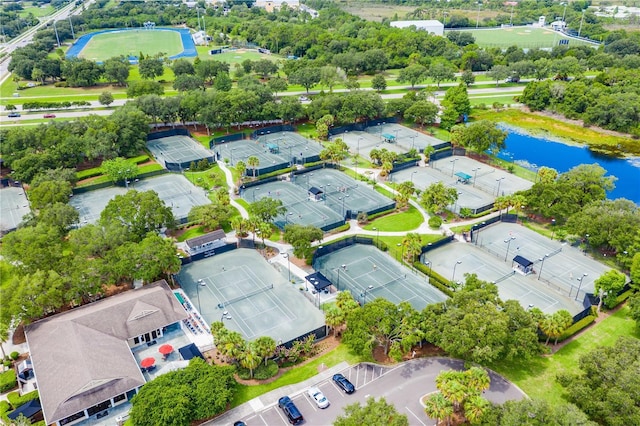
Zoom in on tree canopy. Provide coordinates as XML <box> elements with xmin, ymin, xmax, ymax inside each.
<box><xmin>334</xmin><ymin>397</ymin><xmax>408</xmax><ymax>426</ymax></box>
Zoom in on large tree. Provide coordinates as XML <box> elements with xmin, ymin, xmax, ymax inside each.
<box><xmin>283</xmin><ymin>224</ymin><xmax>323</xmax><ymax>259</ymax></box>
<box><xmin>99</xmin><ymin>190</ymin><xmax>175</xmax><ymax>242</ymax></box>
<box><xmin>28</xmin><ymin>179</ymin><xmax>72</xmax><ymax>211</ymax></box>
<box><xmin>397</xmin><ymin>64</ymin><xmax>427</xmax><ymax>89</ymax></box>
<box><xmin>404</xmin><ymin>100</ymin><xmax>438</xmax><ymax>129</ymax></box>
<box><xmin>422</xmin><ymin>274</ymin><xmax>540</xmax><ymax>364</ymax></box>
<box><xmin>594</xmin><ymin>269</ymin><xmax>627</xmax><ymax>309</ymax></box>
<box><xmin>334</xmin><ymin>397</ymin><xmax>409</xmax><ymax>426</ymax></box>
<box><xmin>249</xmin><ymin>197</ymin><xmax>286</xmax><ymax>224</ymax></box>
<box><xmin>130</xmin><ymin>358</ymin><xmax>236</xmax><ymax>426</ymax></box>
<box><xmin>440</xmin><ymin>84</ymin><xmax>471</xmax><ymax>130</ymax></box>
<box><xmin>451</xmin><ymin>120</ymin><xmax>507</xmax><ymax>155</ymax></box>
<box><xmin>557</xmin><ymin>336</ymin><xmax>640</xmax><ymax>425</ymax></box>
<box><xmin>343</xmin><ymin>299</ymin><xmax>422</xmax><ymax>361</ymax></box>
<box><xmin>100</xmin><ymin>157</ymin><xmax>138</xmax><ymax>186</ymax></box>
<box><xmin>138</xmin><ymin>57</ymin><xmax>165</xmax><ymax>80</ymax></box>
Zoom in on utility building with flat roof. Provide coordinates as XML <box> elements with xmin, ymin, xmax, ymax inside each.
<box><xmin>390</xmin><ymin>20</ymin><xmax>444</xmax><ymax>36</ymax></box>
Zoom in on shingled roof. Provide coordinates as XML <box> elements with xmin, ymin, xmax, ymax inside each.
<box><xmin>185</xmin><ymin>229</ymin><xmax>226</xmax><ymax>248</ymax></box>
<box><xmin>25</xmin><ymin>281</ymin><xmax>187</xmax><ymax>425</ymax></box>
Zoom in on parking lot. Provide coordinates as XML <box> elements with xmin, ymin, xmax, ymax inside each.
<box><xmin>235</xmin><ymin>364</ymin><xmax>391</xmax><ymax>425</ymax></box>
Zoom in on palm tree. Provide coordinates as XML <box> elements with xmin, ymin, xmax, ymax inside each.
<box><xmin>402</xmin><ymin>233</ymin><xmax>422</xmax><ymax>263</ymax></box>
<box><xmin>423</xmin><ymin>145</ymin><xmax>435</xmax><ymax>164</ymax></box>
<box><xmin>221</xmin><ymin>331</ymin><xmax>246</xmax><ymax>363</ymax></box>
<box><xmin>552</xmin><ymin>310</ymin><xmax>573</xmax><ymax>345</ymax></box>
<box><xmin>235</xmin><ymin>160</ymin><xmax>247</xmax><ymax>182</ymax></box>
<box><xmin>424</xmin><ymin>392</ymin><xmax>454</xmax><ymax>426</ymax></box>
<box><xmin>231</xmin><ymin>216</ymin><xmax>247</xmax><ymax>244</ymax></box>
<box><xmin>494</xmin><ymin>195</ymin><xmax>511</xmax><ymax>218</ymax></box>
<box><xmin>257</xmin><ymin>221</ymin><xmax>271</xmax><ymax>253</ymax></box>
<box><xmin>463</xmin><ymin>394</ymin><xmax>490</xmax><ymax>424</ymax></box>
<box><xmin>239</xmin><ymin>344</ymin><xmax>261</xmax><ymax>378</ymax></box>
<box><xmin>324</xmin><ymin>305</ymin><xmax>345</xmax><ymax>336</ymax></box>
<box><xmin>540</xmin><ymin>314</ymin><xmax>563</xmax><ymax>345</ymax></box>
<box><xmin>465</xmin><ymin>367</ymin><xmax>491</xmax><ymax>394</ymax></box>
<box><xmin>253</xmin><ymin>336</ymin><xmax>276</xmax><ymax>366</ymax></box>
<box><xmin>247</xmin><ymin>156</ymin><xmax>260</xmax><ymax>178</ymax></box>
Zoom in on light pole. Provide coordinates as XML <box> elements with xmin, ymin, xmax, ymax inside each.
<box><xmin>474</xmin><ymin>221</ymin><xmax>486</xmax><ymax>246</ymax></box>
<box><xmin>538</xmin><ymin>254</ymin><xmax>550</xmax><ymax>280</ymax></box>
<box><xmin>450</xmin><ymin>158</ymin><xmax>458</xmax><ymax>177</ymax></box>
<box><xmin>221</xmin><ymin>311</ymin><xmax>232</xmax><ymax>322</ymax></box>
<box><xmin>372</xmin><ymin>227</ymin><xmax>380</xmax><ymax>246</ymax></box>
<box><xmin>509</xmin><ymin>3</ymin><xmax>515</xmax><ymax>26</ymax></box>
<box><xmin>339</xmin><ymin>195</ymin><xmax>349</xmax><ymax>216</ymax></box>
<box><xmin>356</xmin><ymin>137</ymin><xmax>362</xmax><ymax>175</ymax></box>
<box><xmin>575</xmin><ymin>273</ymin><xmax>588</xmax><ymax>301</ymax></box>
<box><xmin>476</xmin><ymin>2</ymin><xmax>482</xmax><ymax>28</ymax></box>
<box><xmin>411</xmin><ymin>170</ymin><xmax>417</xmax><ymax>184</ymax></box>
<box><xmin>496</xmin><ymin>177</ymin><xmax>505</xmax><ymax>197</ymax></box>
<box><xmin>584</xmin><ymin>234</ymin><xmax>590</xmax><ymax>253</ymax></box>
<box><xmin>361</xmin><ymin>285</ymin><xmax>374</xmax><ymax>305</ymax></box>
<box><xmin>283</xmin><ymin>253</ymin><xmax>291</xmax><ymax>282</ymax></box>
<box><xmin>453</xmin><ymin>191</ymin><xmax>462</xmax><ymax>214</ymax></box>
<box><xmin>504</xmin><ymin>236</ymin><xmax>516</xmax><ymax>262</ymax></box>
<box><xmin>578</xmin><ymin>9</ymin><xmax>586</xmax><ymax>38</ymax></box>
<box><xmin>253</xmin><ymin>187</ymin><xmax>260</xmax><ymax>201</ymax></box>
<box><xmin>562</xmin><ymin>2</ymin><xmax>568</xmax><ymax>23</ymax></box>
<box><xmin>410</xmin><ymin>135</ymin><xmax>416</xmax><ymax>150</ymax></box>
<box><xmin>551</xmin><ymin>218</ymin><xmax>557</xmax><ymax>240</ymax></box>
<box><xmin>472</xmin><ymin>167</ymin><xmax>480</xmax><ymax>187</ymax></box>
<box><xmin>196</xmin><ymin>279</ymin><xmax>205</xmax><ymax>312</ymax></box>
<box><xmin>335</xmin><ymin>264</ymin><xmax>346</xmax><ymax>291</ymax></box>
<box><xmin>451</xmin><ymin>260</ymin><xmax>462</xmax><ymax>283</ymax></box>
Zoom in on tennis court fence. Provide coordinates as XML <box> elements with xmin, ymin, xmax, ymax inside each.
<box><xmin>313</xmin><ymin>235</ymin><xmax>379</xmax><ymax>265</ymax></box>
<box><xmin>217</xmin><ymin>283</ymin><xmax>274</xmax><ymax>309</ymax></box>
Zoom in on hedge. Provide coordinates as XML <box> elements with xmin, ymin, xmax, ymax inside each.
<box><xmin>414</xmin><ymin>262</ymin><xmax>454</xmax><ymax>297</ymax></box>
<box><xmin>7</xmin><ymin>390</ymin><xmax>39</xmax><ymax>408</ymax></box>
<box><xmin>558</xmin><ymin>315</ymin><xmax>597</xmax><ymax>341</ymax></box>
<box><xmin>0</xmin><ymin>370</ymin><xmax>16</xmax><ymax>393</ymax></box>
<box><xmin>236</xmin><ymin>360</ymin><xmax>279</xmax><ymax>380</ymax></box>
<box><xmin>366</xmin><ymin>208</ymin><xmax>396</xmax><ymax>221</ymax></box>
<box><xmin>614</xmin><ymin>289</ymin><xmax>634</xmax><ymax>307</ymax></box>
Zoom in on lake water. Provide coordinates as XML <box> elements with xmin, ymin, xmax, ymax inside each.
<box><xmin>496</xmin><ymin>130</ymin><xmax>640</xmax><ymax>204</ymax></box>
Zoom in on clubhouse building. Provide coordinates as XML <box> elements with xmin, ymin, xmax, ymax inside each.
<box><xmin>25</xmin><ymin>281</ymin><xmax>189</xmax><ymax>426</ymax></box>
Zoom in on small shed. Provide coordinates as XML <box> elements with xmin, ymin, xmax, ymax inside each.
<box><xmin>8</xmin><ymin>399</ymin><xmax>43</xmax><ymax>422</ymax></box>
<box><xmin>455</xmin><ymin>172</ymin><xmax>472</xmax><ymax>184</ymax></box>
<box><xmin>308</xmin><ymin>187</ymin><xmax>324</xmax><ymax>202</ymax></box>
<box><xmin>513</xmin><ymin>255</ymin><xmax>534</xmax><ymax>275</ymax></box>
<box><xmin>178</xmin><ymin>343</ymin><xmax>205</xmax><ymax>361</ymax></box>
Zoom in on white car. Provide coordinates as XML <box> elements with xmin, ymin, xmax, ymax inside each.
<box><xmin>307</xmin><ymin>386</ymin><xmax>329</xmax><ymax>408</ymax></box>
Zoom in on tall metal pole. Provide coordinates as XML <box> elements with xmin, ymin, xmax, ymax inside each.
<box><xmin>504</xmin><ymin>236</ymin><xmax>516</xmax><ymax>262</ymax></box>
<box><xmin>476</xmin><ymin>2</ymin><xmax>481</xmax><ymax>28</ymax></box>
<box><xmin>578</xmin><ymin>9</ymin><xmax>586</xmax><ymax>37</ymax></box>
<box><xmin>451</xmin><ymin>260</ymin><xmax>462</xmax><ymax>283</ymax></box>
<box><xmin>53</xmin><ymin>21</ymin><xmax>61</xmax><ymax>47</ymax></box>
<box><xmin>538</xmin><ymin>254</ymin><xmax>549</xmax><ymax>280</ymax></box>
<box><xmin>575</xmin><ymin>273</ymin><xmax>588</xmax><ymax>301</ymax></box>
<box><xmin>68</xmin><ymin>17</ymin><xmax>75</xmax><ymax>39</ymax></box>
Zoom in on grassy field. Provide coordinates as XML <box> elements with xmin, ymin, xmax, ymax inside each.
<box><xmin>363</xmin><ymin>204</ymin><xmax>424</xmax><ymax>232</ymax></box>
<box><xmin>19</xmin><ymin>4</ymin><xmax>55</xmax><ymax>18</ymax></box>
<box><xmin>450</xmin><ymin>27</ymin><xmax>595</xmax><ymax>49</ymax></box>
<box><xmin>79</xmin><ymin>30</ymin><xmax>184</xmax><ymax>61</ymax></box>
<box><xmin>490</xmin><ymin>306</ymin><xmax>639</xmax><ymax>404</ymax></box>
<box><xmin>473</xmin><ymin>109</ymin><xmax>640</xmax><ymax>156</ymax></box>
<box><xmin>197</xmin><ymin>47</ymin><xmax>280</xmax><ymax>65</ymax></box>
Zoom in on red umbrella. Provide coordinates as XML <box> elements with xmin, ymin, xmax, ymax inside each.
<box><xmin>159</xmin><ymin>344</ymin><xmax>174</xmax><ymax>355</ymax></box>
<box><xmin>140</xmin><ymin>357</ymin><xmax>155</xmax><ymax>369</ymax></box>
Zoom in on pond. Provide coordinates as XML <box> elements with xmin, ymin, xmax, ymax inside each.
<box><xmin>496</xmin><ymin>129</ymin><xmax>640</xmax><ymax>204</ymax></box>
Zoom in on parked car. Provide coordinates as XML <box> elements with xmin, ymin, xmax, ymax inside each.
<box><xmin>332</xmin><ymin>373</ymin><xmax>355</xmax><ymax>394</ymax></box>
<box><xmin>307</xmin><ymin>386</ymin><xmax>329</xmax><ymax>408</ymax></box>
<box><xmin>7</xmin><ymin>112</ymin><xmax>21</xmax><ymax>118</ymax></box>
<box><xmin>278</xmin><ymin>396</ymin><xmax>304</xmax><ymax>425</ymax></box>
<box><xmin>298</xmin><ymin>95</ymin><xmax>309</xmax><ymax>101</ymax></box>
<box><xmin>233</xmin><ymin>422</ymin><xmax>246</xmax><ymax>426</ymax></box>
<box><xmin>505</xmin><ymin>75</ymin><xmax>520</xmax><ymax>83</ymax></box>
<box><xmin>43</xmin><ymin>113</ymin><xmax>56</xmax><ymax>118</ymax></box>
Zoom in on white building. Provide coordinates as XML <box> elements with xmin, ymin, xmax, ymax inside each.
<box><xmin>254</xmin><ymin>0</ymin><xmax>300</xmax><ymax>13</ymax></box>
<box><xmin>390</xmin><ymin>20</ymin><xmax>444</xmax><ymax>37</ymax></box>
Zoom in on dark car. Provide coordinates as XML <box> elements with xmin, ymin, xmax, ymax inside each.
<box><xmin>332</xmin><ymin>373</ymin><xmax>355</xmax><ymax>394</ymax></box>
<box><xmin>233</xmin><ymin>422</ymin><xmax>246</xmax><ymax>426</ymax></box>
<box><xmin>7</xmin><ymin>112</ymin><xmax>21</xmax><ymax>118</ymax></box>
<box><xmin>278</xmin><ymin>396</ymin><xmax>304</xmax><ymax>425</ymax></box>
<box><xmin>43</xmin><ymin>113</ymin><xmax>56</xmax><ymax>118</ymax></box>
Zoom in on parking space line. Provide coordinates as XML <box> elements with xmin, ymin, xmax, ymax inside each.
<box><xmin>299</xmin><ymin>394</ymin><xmax>318</xmax><ymax>412</ymax></box>
<box><xmin>257</xmin><ymin>414</ymin><xmax>268</xmax><ymax>425</ymax></box>
<box><xmin>273</xmin><ymin>407</ymin><xmax>289</xmax><ymax>425</ymax></box>
<box><xmin>405</xmin><ymin>406</ymin><xmax>427</xmax><ymax>426</ymax></box>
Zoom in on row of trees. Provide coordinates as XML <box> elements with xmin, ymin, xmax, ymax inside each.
<box><xmin>0</xmin><ymin>104</ymin><xmax>149</xmax><ymax>183</ymax></box>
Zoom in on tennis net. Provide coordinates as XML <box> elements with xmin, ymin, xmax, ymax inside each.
<box><xmin>217</xmin><ymin>283</ymin><xmax>274</xmax><ymax>308</ymax></box>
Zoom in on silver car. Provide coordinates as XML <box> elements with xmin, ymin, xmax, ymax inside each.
<box><xmin>307</xmin><ymin>386</ymin><xmax>330</xmax><ymax>408</ymax></box>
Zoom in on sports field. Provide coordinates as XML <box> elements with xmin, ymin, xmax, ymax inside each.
<box><xmin>450</xmin><ymin>27</ymin><xmax>595</xmax><ymax>49</ymax></box>
<box><xmin>315</xmin><ymin>244</ymin><xmax>448</xmax><ymax>310</ymax></box>
<box><xmin>207</xmin><ymin>48</ymin><xmax>278</xmax><ymax>65</ymax></box>
<box><xmin>79</xmin><ymin>30</ymin><xmax>183</xmax><ymax>61</ymax></box>
<box><xmin>176</xmin><ymin>249</ymin><xmax>325</xmax><ymax>343</ymax></box>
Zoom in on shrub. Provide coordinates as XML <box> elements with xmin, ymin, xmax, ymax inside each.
<box><xmin>558</xmin><ymin>315</ymin><xmax>597</xmax><ymax>341</ymax></box>
<box><xmin>428</xmin><ymin>216</ymin><xmax>443</xmax><ymax>229</ymax></box>
<box><xmin>613</xmin><ymin>289</ymin><xmax>633</xmax><ymax>308</ymax></box>
<box><xmin>253</xmin><ymin>360</ymin><xmax>279</xmax><ymax>380</ymax></box>
<box><xmin>10</xmin><ymin>352</ymin><xmax>19</xmax><ymax>361</ymax></box>
<box><xmin>414</xmin><ymin>262</ymin><xmax>454</xmax><ymax>297</ymax></box>
<box><xmin>54</xmin><ymin>81</ymin><xmax>68</xmax><ymax>87</ymax></box>
<box><xmin>0</xmin><ymin>370</ymin><xmax>17</xmax><ymax>393</ymax></box>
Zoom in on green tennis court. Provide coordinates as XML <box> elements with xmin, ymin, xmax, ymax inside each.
<box><xmin>176</xmin><ymin>249</ymin><xmax>325</xmax><ymax>342</ymax></box>
<box><xmin>79</xmin><ymin>30</ymin><xmax>183</xmax><ymax>61</ymax></box>
<box><xmin>315</xmin><ymin>244</ymin><xmax>448</xmax><ymax>310</ymax></box>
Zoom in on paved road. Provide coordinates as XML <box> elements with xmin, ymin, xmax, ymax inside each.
<box><xmin>211</xmin><ymin>358</ymin><xmax>526</xmax><ymax>426</ymax></box>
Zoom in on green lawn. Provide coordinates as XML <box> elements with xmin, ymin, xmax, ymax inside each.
<box><xmin>19</xmin><ymin>4</ymin><xmax>55</xmax><ymax>18</ymax></box>
<box><xmin>489</xmin><ymin>306</ymin><xmax>640</xmax><ymax>404</ymax></box>
<box><xmin>363</xmin><ymin>204</ymin><xmax>424</xmax><ymax>232</ymax></box>
<box><xmin>79</xmin><ymin>30</ymin><xmax>184</xmax><ymax>62</ymax></box>
<box><xmin>230</xmin><ymin>343</ymin><xmax>365</xmax><ymax>407</ymax></box>
<box><xmin>451</xmin><ymin>27</ymin><xmax>596</xmax><ymax>49</ymax></box>
<box><xmin>470</xmin><ymin>95</ymin><xmax>520</xmax><ymax>106</ymax></box>
<box><xmin>197</xmin><ymin>47</ymin><xmax>280</xmax><ymax>65</ymax></box>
